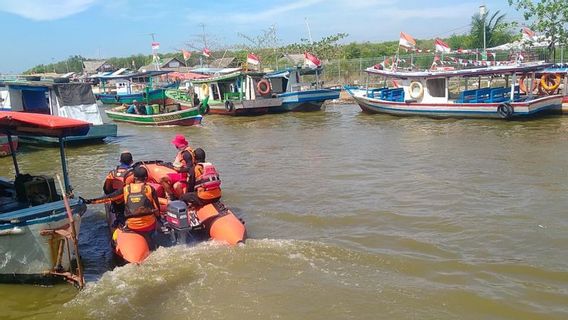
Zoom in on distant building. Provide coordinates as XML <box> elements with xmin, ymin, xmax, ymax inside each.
<box><xmin>139</xmin><ymin>57</ymin><xmax>193</xmax><ymax>73</ymax></box>
<box><xmin>82</xmin><ymin>60</ymin><xmax>114</xmax><ymax>75</ymax></box>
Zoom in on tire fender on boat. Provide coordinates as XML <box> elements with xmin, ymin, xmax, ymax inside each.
<box><xmin>225</xmin><ymin>100</ymin><xmax>234</xmax><ymax>111</ymax></box>
<box><xmin>497</xmin><ymin>103</ymin><xmax>514</xmax><ymax>119</ymax></box>
<box><xmin>409</xmin><ymin>81</ymin><xmax>424</xmax><ymax>99</ymax></box>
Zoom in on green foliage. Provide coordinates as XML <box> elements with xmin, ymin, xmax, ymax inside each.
<box><xmin>470</xmin><ymin>10</ymin><xmax>515</xmax><ymax>49</ymax></box>
<box><xmin>282</xmin><ymin>33</ymin><xmax>349</xmax><ymax>60</ymax></box>
<box><xmin>508</xmin><ymin>0</ymin><xmax>568</xmax><ymax>51</ymax></box>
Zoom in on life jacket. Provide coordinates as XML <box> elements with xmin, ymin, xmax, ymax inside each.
<box><xmin>173</xmin><ymin>146</ymin><xmax>195</xmax><ymax>169</ymax></box>
<box><xmin>195</xmin><ymin>162</ymin><xmax>221</xmax><ymax>191</ymax></box>
<box><xmin>123</xmin><ymin>183</ymin><xmax>159</xmax><ymax>218</ymax></box>
<box><xmin>195</xmin><ymin>162</ymin><xmax>222</xmax><ymax>201</ymax></box>
<box><xmin>105</xmin><ymin>166</ymin><xmax>130</xmax><ymax>192</ymax></box>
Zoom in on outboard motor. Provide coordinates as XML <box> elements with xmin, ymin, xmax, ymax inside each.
<box><xmin>165</xmin><ymin>200</ymin><xmax>200</xmax><ymax>244</ymax></box>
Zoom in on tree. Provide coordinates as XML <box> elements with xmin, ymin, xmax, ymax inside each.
<box><xmin>508</xmin><ymin>0</ymin><xmax>568</xmax><ymax>54</ymax></box>
<box><xmin>283</xmin><ymin>33</ymin><xmax>349</xmax><ymax>61</ymax></box>
<box><xmin>470</xmin><ymin>10</ymin><xmax>515</xmax><ymax>49</ymax></box>
<box><xmin>237</xmin><ymin>25</ymin><xmax>280</xmax><ymax>68</ymax></box>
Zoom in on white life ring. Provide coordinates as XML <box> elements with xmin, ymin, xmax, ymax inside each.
<box><xmin>408</xmin><ymin>81</ymin><xmax>424</xmax><ymax>99</ymax></box>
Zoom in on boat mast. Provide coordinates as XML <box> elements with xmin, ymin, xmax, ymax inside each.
<box><xmin>150</xmin><ymin>33</ymin><xmax>160</xmax><ymax>71</ymax></box>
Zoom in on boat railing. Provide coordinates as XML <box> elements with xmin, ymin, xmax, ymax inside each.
<box><xmin>380</xmin><ymin>88</ymin><xmax>405</xmax><ymax>102</ymax></box>
<box><xmin>456</xmin><ymin>86</ymin><xmax>521</xmax><ymax>103</ymax></box>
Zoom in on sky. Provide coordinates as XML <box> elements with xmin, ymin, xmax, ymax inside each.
<box><xmin>0</xmin><ymin>0</ymin><xmax>524</xmax><ymax>73</ymax></box>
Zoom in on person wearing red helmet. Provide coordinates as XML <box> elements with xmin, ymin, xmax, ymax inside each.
<box><xmin>160</xmin><ymin>134</ymin><xmax>195</xmax><ymax>200</ymax></box>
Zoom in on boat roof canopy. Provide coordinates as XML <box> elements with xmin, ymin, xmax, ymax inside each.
<box><xmin>265</xmin><ymin>67</ymin><xmax>320</xmax><ymax>78</ymax></box>
<box><xmin>365</xmin><ymin>62</ymin><xmax>553</xmax><ymax>79</ymax></box>
<box><xmin>92</xmin><ymin>70</ymin><xmax>172</xmax><ymax>80</ymax></box>
<box><xmin>0</xmin><ymin>111</ymin><xmax>90</xmax><ymax>137</ymax></box>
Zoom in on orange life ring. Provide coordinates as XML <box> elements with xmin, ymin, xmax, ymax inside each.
<box><xmin>256</xmin><ymin>79</ymin><xmax>271</xmax><ymax>95</ymax></box>
<box><xmin>519</xmin><ymin>74</ymin><xmax>537</xmax><ymax>94</ymax></box>
<box><xmin>540</xmin><ymin>73</ymin><xmax>561</xmax><ymax>93</ymax></box>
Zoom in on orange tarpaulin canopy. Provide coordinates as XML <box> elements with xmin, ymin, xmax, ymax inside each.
<box><xmin>0</xmin><ymin>111</ymin><xmax>91</xmax><ymax>137</ymax></box>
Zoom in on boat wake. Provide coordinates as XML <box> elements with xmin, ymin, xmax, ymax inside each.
<box><xmin>60</xmin><ymin>239</ymin><xmax>374</xmax><ymax>319</ymax></box>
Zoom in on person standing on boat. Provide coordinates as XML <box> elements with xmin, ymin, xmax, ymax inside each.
<box><xmin>103</xmin><ymin>151</ymin><xmax>134</xmax><ymax>227</ymax></box>
<box><xmin>180</xmin><ymin>148</ymin><xmax>222</xmax><ymax>207</ymax></box>
<box><xmin>160</xmin><ymin>134</ymin><xmax>195</xmax><ymax>200</ymax></box>
<box><xmin>87</xmin><ymin>167</ymin><xmax>160</xmax><ymax>249</ymax></box>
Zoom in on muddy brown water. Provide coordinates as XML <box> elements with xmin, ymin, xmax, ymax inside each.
<box><xmin>1</xmin><ymin>104</ymin><xmax>567</xmax><ymax>320</ymax></box>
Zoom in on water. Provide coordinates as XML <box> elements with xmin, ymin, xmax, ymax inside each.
<box><xmin>1</xmin><ymin>104</ymin><xmax>568</xmax><ymax>319</ymax></box>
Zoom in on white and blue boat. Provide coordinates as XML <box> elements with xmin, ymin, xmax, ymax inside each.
<box><xmin>0</xmin><ymin>112</ymin><xmax>89</xmax><ymax>285</ymax></box>
<box><xmin>0</xmin><ymin>79</ymin><xmax>117</xmax><ymax>145</ymax></box>
<box><xmin>345</xmin><ymin>62</ymin><xmax>563</xmax><ymax>119</ymax></box>
<box><xmin>266</xmin><ymin>67</ymin><xmax>340</xmax><ymax>112</ymax></box>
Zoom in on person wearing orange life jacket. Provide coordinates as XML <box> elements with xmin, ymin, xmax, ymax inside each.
<box><xmin>180</xmin><ymin>148</ymin><xmax>222</xmax><ymax>207</ymax></box>
<box><xmin>103</xmin><ymin>151</ymin><xmax>134</xmax><ymax>227</ymax></box>
<box><xmin>160</xmin><ymin>134</ymin><xmax>195</xmax><ymax>200</ymax></box>
<box><xmin>87</xmin><ymin>167</ymin><xmax>160</xmax><ymax>249</ymax></box>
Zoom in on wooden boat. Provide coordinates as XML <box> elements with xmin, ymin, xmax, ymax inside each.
<box><xmin>93</xmin><ymin>70</ymin><xmax>177</xmax><ymax>106</ymax></box>
<box><xmin>105</xmin><ymin>104</ymin><xmax>203</xmax><ymax>126</ymax></box>
<box><xmin>345</xmin><ymin>62</ymin><xmax>563</xmax><ymax>119</ymax></box>
<box><xmin>191</xmin><ymin>70</ymin><xmax>283</xmax><ymax>116</ymax></box>
<box><xmin>0</xmin><ymin>112</ymin><xmax>89</xmax><ymax>286</ymax></box>
<box><xmin>164</xmin><ymin>88</ymin><xmax>201</xmax><ymax>110</ymax></box>
<box><xmin>266</xmin><ymin>67</ymin><xmax>341</xmax><ymax>112</ymax></box>
<box><xmin>0</xmin><ymin>79</ymin><xmax>117</xmax><ymax>144</ymax></box>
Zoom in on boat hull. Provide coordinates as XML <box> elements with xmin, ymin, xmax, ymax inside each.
<box><xmin>277</xmin><ymin>89</ymin><xmax>341</xmax><ymax>112</ymax></box>
<box><xmin>205</xmin><ymin>97</ymin><xmax>283</xmax><ymax>116</ymax></box>
<box><xmin>346</xmin><ymin>87</ymin><xmax>562</xmax><ymax>119</ymax></box>
<box><xmin>0</xmin><ymin>199</ymin><xmax>86</xmax><ymax>284</ymax></box>
<box><xmin>105</xmin><ymin>108</ymin><xmax>202</xmax><ymax>126</ymax></box>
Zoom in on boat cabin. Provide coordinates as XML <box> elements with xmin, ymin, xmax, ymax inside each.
<box><xmin>192</xmin><ymin>70</ymin><xmax>270</xmax><ymax>103</ymax></box>
<box><xmin>265</xmin><ymin>67</ymin><xmax>323</xmax><ymax>94</ymax></box>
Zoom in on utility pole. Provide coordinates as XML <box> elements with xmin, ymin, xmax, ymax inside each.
<box><xmin>479</xmin><ymin>5</ymin><xmax>487</xmax><ymax>58</ymax></box>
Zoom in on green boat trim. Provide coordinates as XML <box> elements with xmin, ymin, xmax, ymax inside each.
<box><xmin>105</xmin><ymin>106</ymin><xmax>202</xmax><ymax>126</ymax></box>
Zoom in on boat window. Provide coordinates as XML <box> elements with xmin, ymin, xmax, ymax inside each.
<box><xmin>270</xmin><ymin>78</ymin><xmax>285</xmax><ymax>93</ymax></box>
<box><xmin>426</xmin><ymin>78</ymin><xmax>446</xmax><ymax>97</ymax></box>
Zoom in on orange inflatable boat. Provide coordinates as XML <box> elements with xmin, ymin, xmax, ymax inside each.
<box><xmin>105</xmin><ymin>160</ymin><xmax>246</xmax><ymax>264</ymax></box>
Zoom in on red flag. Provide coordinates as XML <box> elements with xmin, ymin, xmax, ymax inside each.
<box><xmin>151</xmin><ymin>42</ymin><xmax>160</xmax><ymax>50</ymax></box>
<box><xmin>247</xmin><ymin>53</ymin><xmax>260</xmax><ymax>66</ymax></box>
<box><xmin>304</xmin><ymin>52</ymin><xmax>321</xmax><ymax>69</ymax></box>
<box><xmin>399</xmin><ymin>32</ymin><xmax>416</xmax><ymax>49</ymax></box>
<box><xmin>434</xmin><ymin>38</ymin><xmax>451</xmax><ymax>53</ymax></box>
<box><xmin>522</xmin><ymin>27</ymin><xmax>536</xmax><ymax>41</ymax></box>
<box><xmin>182</xmin><ymin>49</ymin><xmax>191</xmax><ymax>61</ymax></box>
<box><xmin>202</xmin><ymin>47</ymin><xmax>211</xmax><ymax>58</ymax></box>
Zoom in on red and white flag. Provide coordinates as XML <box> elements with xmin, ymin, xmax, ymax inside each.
<box><xmin>151</xmin><ymin>42</ymin><xmax>160</xmax><ymax>50</ymax></box>
<box><xmin>304</xmin><ymin>52</ymin><xmax>321</xmax><ymax>69</ymax></box>
<box><xmin>430</xmin><ymin>55</ymin><xmax>441</xmax><ymax>69</ymax></box>
<box><xmin>202</xmin><ymin>47</ymin><xmax>211</xmax><ymax>58</ymax></box>
<box><xmin>522</xmin><ymin>27</ymin><xmax>536</xmax><ymax>41</ymax></box>
<box><xmin>182</xmin><ymin>49</ymin><xmax>191</xmax><ymax>61</ymax></box>
<box><xmin>434</xmin><ymin>38</ymin><xmax>451</xmax><ymax>53</ymax></box>
<box><xmin>399</xmin><ymin>32</ymin><xmax>416</xmax><ymax>49</ymax></box>
<box><xmin>247</xmin><ymin>53</ymin><xmax>260</xmax><ymax>66</ymax></box>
